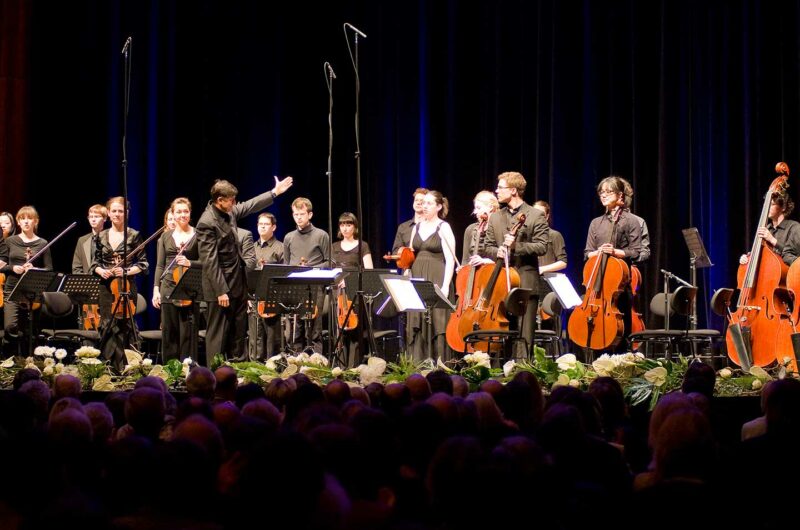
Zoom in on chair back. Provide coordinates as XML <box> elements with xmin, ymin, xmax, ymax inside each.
<box><xmin>505</xmin><ymin>288</ymin><xmax>534</xmax><ymax>317</ymax></box>
<box><xmin>41</xmin><ymin>292</ymin><xmax>74</xmax><ymax>318</ymax></box>
<box><xmin>136</xmin><ymin>293</ymin><xmax>148</xmax><ymax>315</ymax></box>
<box><xmin>541</xmin><ymin>291</ymin><xmax>562</xmax><ymax>318</ymax></box>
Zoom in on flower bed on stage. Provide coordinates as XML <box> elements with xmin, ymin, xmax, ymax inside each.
<box><xmin>2</xmin><ymin>345</ymin><xmax>789</xmax><ymax>408</ymax></box>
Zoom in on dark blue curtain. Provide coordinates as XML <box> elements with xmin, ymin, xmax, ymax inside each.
<box><xmin>16</xmin><ymin>0</ymin><xmax>800</xmax><ymax>331</ymax></box>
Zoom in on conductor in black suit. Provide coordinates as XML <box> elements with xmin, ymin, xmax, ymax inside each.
<box><xmin>197</xmin><ymin>176</ymin><xmax>293</xmax><ymax>365</ymax></box>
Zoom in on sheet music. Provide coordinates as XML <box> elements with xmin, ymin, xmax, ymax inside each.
<box><xmin>381</xmin><ymin>276</ymin><xmax>426</xmax><ymax>311</ymax></box>
<box><xmin>543</xmin><ymin>273</ymin><xmax>582</xmax><ymax>309</ymax></box>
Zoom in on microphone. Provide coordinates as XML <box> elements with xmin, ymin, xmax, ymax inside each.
<box><xmin>121</xmin><ymin>36</ymin><xmax>132</xmax><ymax>55</ymax></box>
<box><xmin>345</xmin><ymin>22</ymin><xmax>367</xmax><ymax>38</ymax></box>
<box><xmin>325</xmin><ymin>62</ymin><xmax>337</xmax><ymax>79</ymax></box>
<box><xmin>661</xmin><ymin>269</ymin><xmax>693</xmax><ymax>288</ymax></box>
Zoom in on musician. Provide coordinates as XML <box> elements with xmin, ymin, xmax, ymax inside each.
<box><xmin>164</xmin><ymin>208</ymin><xmax>177</xmax><ymax>231</ymax></box>
<box><xmin>237</xmin><ymin>227</ymin><xmax>257</xmax><ymax>272</ymax></box>
<box><xmin>483</xmin><ymin>172</ymin><xmax>549</xmax><ymax>354</ymax></box>
<box><xmin>0</xmin><ymin>206</ymin><xmax>53</xmax><ymax>356</ymax></box>
<box><xmin>248</xmin><ymin>213</ymin><xmax>284</xmax><ymax>361</ymax></box>
<box><xmin>72</xmin><ymin>204</ymin><xmax>108</xmax><ymax>274</ymax></box>
<box><xmin>533</xmin><ymin>200</ymin><xmax>567</xmax><ymax>330</ymax></box>
<box><xmin>740</xmin><ymin>192</ymin><xmax>800</xmax><ymax>267</ymax></box>
<box><xmin>392</xmin><ymin>187</ymin><xmax>429</xmax><ymax>256</ymax></box>
<box><xmin>584</xmin><ymin>176</ymin><xmax>643</xmax><ymax>348</ymax></box>
<box><xmin>332</xmin><ymin>212</ymin><xmax>372</xmax><ymax>367</ymax></box>
<box><xmin>332</xmin><ymin>212</ymin><xmax>373</xmax><ymax>269</ymax></box>
<box><xmin>462</xmin><ymin>191</ymin><xmax>499</xmax><ymax>266</ymax></box>
<box><xmin>152</xmin><ymin>198</ymin><xmax>200</xmax><ymax>363</ymax></box>
<box><xmin>283</xmin><ymin>197</ymin><xmax>330</xmax><ymax>352</ymax></box>
<box><xmin>0</xmin><ymin>211</ymin><xmax>15</xmax><ymax>239</ymax></box>
<box><xmin>92</xmin><ymin>197</ymin><xmax>148</xmax><ymax>372</ymax></box>
<box><xmin>197</xmin><ymin>177</ymin><xmax>293</xmax><ymax>366</ymax></box>
<box><xmin>408</xmin><ymin>190</ymin><xmax>457</xmax><ymax>361</ymax></box>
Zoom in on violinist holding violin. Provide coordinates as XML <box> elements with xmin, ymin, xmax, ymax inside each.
<box><xmin>92</xmin><ymin>196</ymin><xmax>148</xmax><ymax>372</ymax></box>
<box><xmin>482</xmin><ymin>172</ymin><xmax>549</xmax><ymax>354</ymax></box>
<box><xmin>153</xmin><ymin>198</ymin><xmax>200</xmax><ymax>363</ymax></box>
<box><xmin>0</xmin><ymin>206</ymin><xmax>53</xmax><ymax>356</ymax></box>
<box><xmin>581</xmin><ymin>176</ymin><xmax>642</xmax><ymax>350</ymax></box>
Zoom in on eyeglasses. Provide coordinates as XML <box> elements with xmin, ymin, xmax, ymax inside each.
<box><xmin>597</xmin><ymin>190</ymin><xmax>617</xmax><ymax>197</ymax></box>
<box><xmin>496</xmin><ymin>186</ymin><xmax>511</xmax><ymax>190</ymax></box>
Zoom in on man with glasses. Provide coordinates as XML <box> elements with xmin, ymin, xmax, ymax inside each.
<box><xmin>483</xmin><ymin>171</ymin><xmax>549</xmax><ymax>357</ymax></box>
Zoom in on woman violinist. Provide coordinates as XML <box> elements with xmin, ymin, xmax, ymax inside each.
<box><xmin>331</xmin><ymin>212</ymin><xmax>373</xmax><ymax>367</ymax></box>
<box><xmin>152</xmin><ymin>198</ymin><xmax>200</xmax><ymax>363</ymax></box>
<box><xmin>92</xmin><ymin>196</ymin><xmax>148</xmax><ymax>372</ymax></box>
<box><xmin>0</xmin><ymin>206</ymin><xmax>53</xmax><ymax>356</ymax></box>
<box><xmin>582</xmin><ymin>176</ymin><xmax>643</xmax><ymax>351</ymax></box>
<box><xmin>408</xmin><ymin>190</ymin><xmax>457</xmax><ymax>361</ymax></box>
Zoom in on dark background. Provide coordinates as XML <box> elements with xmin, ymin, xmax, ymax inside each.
<box><xmin>3</xmin><ymin>0</ymin><xmax>800</xmax><ymax>333</ymax></box>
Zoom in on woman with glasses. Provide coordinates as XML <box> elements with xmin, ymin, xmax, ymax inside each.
<box><xmin>577</xmin><ymin>176</ymin><xmax>643</xmax><ymax>351</ymax></box>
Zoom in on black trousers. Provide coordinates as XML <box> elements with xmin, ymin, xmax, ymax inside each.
<box><xmin>161</xmin><ymin>302</ymin><xmax>200</xmax><ymax>362</ymax></box>
<box><xmin>204</xmin><ymin>295</ymin><xmax>248</xmax><ymax>366</ymax></box>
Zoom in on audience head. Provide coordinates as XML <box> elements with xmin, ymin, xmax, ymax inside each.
<box><xmin>186</xmin><ymin>366</ymin><xmax>216</xmax><ymax>400</ymax></box>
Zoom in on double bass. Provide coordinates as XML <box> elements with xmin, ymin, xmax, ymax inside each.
<box><xmin>727</xmin><ymin>164</ymin><xmax>795</xmax><ymax>368</ymax></box>
<box><xmin>568</xmin><ymin>208</ymin><xmax>630</xmax><ymax>351</ymax></box>
<box><xmin>455</xmin><ymin>215</ymin><xmax>526</xmax><ymax>352</ymax></box>
<box><xmin>446</xmin><ymin>215</ymin><xmax>489</xmax><ymax>352</ymax></box>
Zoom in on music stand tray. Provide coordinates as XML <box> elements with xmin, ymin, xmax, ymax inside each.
<box><xmin>344</xmin><ymin>268</ymin><xmax>400</xmax><ymax>312</ymax></box>
<box><xmin>60</xmin><ymin>274</ymin><xmax>101</xmax><ymax>305</ymax></box>
<box><xmin>682</xmin><ymin>228</ymin><xmax>713</xmax><ymax>268</ymax></box>
<box><xmin>410</xmin><ymin>279</ymin><xmax>456</xmax><ymax>312</ymax></box>
<box><xmin>247</xmin><ymin>264</ymin><xmax>311</xmax><ymax>301</ymax></box>
<box><xmin>167</xmin><ymin>266</ymin><xmax>213</xmax><ymax>303</ymax></box>
<box><xmin>262</xmin><ymin>268</ymin><xmax>346</xmax><ymax>316</ymax></box>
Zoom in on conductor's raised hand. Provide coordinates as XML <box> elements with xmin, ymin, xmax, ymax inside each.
<box><xmin>272</xmin><ymin>175</ymin><xmax>294</xmax><ymax>197</ymax></box>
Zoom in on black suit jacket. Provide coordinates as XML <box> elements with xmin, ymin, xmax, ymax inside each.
<box><xmin>196</xmin><ymin>191</ymin><xmax>274</xmax><ymax>300</ymax></box>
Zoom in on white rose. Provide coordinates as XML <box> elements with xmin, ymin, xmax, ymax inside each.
<box><xmin>43</xmin><ymin>365</ymin><xmax>54</xmax><ymax>376</ymax></box>
<box><xmin>309</xmin><ymin>353</ymin><xmax>329</xmax><ymax>366</ymax></box>
<box><xmin>332</xmin><ymin>367</ymin><xmax>343</xmax><ymax>377</ymax></box>
<box><xmin>556</xmin><ymin>354</ymin><xmax>577</xmax><ymax>371</ymax></box>
<box><xmin>503</xmin><ymin>360</ymin><xmax>516</xmax><ymax>378</ymax></box>
<box><xmin>592</xmin><ymin>355</ymin><xmax>616</xmax><ymax>377</ymax></box>
<box><xmin>752</xmin><ymin>379</ymin><xmax>763</xmax><ymax>390</ymax></box>
<box><xmin>43</xmin><ymin>357</ymin><xmax>55</xmax><ymax>367</ymax></box>
<box><xmin>644</xmin><ymin>366</ymin><xmax>668</xmax><ymax>387</ymax></box>
<box><xmin>55</xmin><ymin>349</ymin><xmax>67</xmax><ymax>360</ymax></box>
<box><xmin>142</xmin><ymin>359</ymin><xmax>153</xmax><ymax>367</ymax></box>
<box><xmin>719</xmin><ymin>368</ymin><xmax>732</xmax><ymax>379</ymax></box>
<box><xmin>0</xmin><ymin>358</ymin><xmax>15</xmax><ymax>368</ymax></box>
<box><xmin>182</xmin><ymin>357</ymin><xmax>193</xmax><ymax>365</ymax></box>
<box><xmin>568</xmin><ymin>379</ymin><xmax>581</xmax><ymax>388</ymax></box>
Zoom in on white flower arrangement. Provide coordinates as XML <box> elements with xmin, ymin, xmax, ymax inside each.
<box><xmin>463</xmin><ymin>351</ymin><xmax>492</xmax><ymax>369</ymax></box>
<box><xmin>75</xmin><ymin>346</ymin><xmax>101</xmax><ymax>358</ymax></box>
<box><xmin>33</xmin><ymin>346</ymin><xmax>55</xmax><ymax>357</ymax></box>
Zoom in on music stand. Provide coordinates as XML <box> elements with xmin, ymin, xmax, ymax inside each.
<box><xmin>60</xmin><ymin>274</ymin><xmax>101</xmax><ymax>329</ymax></box>
<box><xmin>268</xmin><ymin>269</ymin><xmax>345</xmax><ymax>355</ymax></box>
<box><xmin>336</xmin><ymin>268</ymin><xmax>401</xmax><ymax>359</ymax></box>
<box><xmin>381</xmin><ymin>275</ymin><xmax>454</xmax><ymax>359</ymax></box>
<box><xmin>8</xmin><ymin>270</ymin><xmax>62</xmax><ymax>356</ymax></box>
<box><xmin>248</xmin><ymin>264</ymin><xmax>312</xmax><ymax>355</ymax></box>
<box><xmin>682</xmin><ymin>227</ymin><xmax>713</xmax><ymax>329</ymax></box>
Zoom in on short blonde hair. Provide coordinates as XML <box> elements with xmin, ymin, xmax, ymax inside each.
<box><xmin>87</xmin><ymin>204</ymin><xmax>108</xmax><ymax>218</ymax></box>
<box><xmin>497</xmin><ymin>171</ymin><xmax>527</xmax><ymax>196</ymax></box>
<box><xmin>473</xmin><ymin>191</ymin><xmax>499</xmax><ymax>215</ymax></box>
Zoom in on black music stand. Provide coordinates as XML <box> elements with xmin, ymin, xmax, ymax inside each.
<box><xmin>166</xmin><ymin>266</ymin><xmax>208</xmax><ymax>361</ymax></box>
<box><xmin>334</xmin><ymin>268</ymin><xmax>400</xmax><ymax>361</ymax></box>
<box><xmin>8</xmin><ymin>270</ymin><xmax>62</xmax><ymax>356</ymax></box>
<box><xmin>267</xmin><ymin>269</ymin><xmax>345</xmax><ymax>355</ymax></box>
<box><xmin>248</xmin><ymin>264</ymin><xmax>312</xmax><ymax>356</ymax></box>
<box><xmin>60</xmin><ymin>274</ymin><xmax>101</xmax><ymax>329</ymax></box>
<box><xmin>682</xmin><ymin>227</ymin><xmax>713</xmax><ymax>329</ymax></box>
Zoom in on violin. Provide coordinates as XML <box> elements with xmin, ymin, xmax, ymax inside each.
<box><xmin>455</xmin><ymin>215</ymin><xmax>526</xmax><ymax>352</ymax></box>
<box><xmin>446</xmin><ymin>216</ymin><xmax>489</xmax><ymax>352</ymax></box>
<box><xmin>170</xmin><ymin>238</ymin><xmax>194</xmax><ymax>308</ymax></box>
<box><xmin>567</xmin><ymin>208</ymin><xmax>630</xmax><ymax>351</ymax></box>
<box><xmin>106</xmin><ymin>226</ymin><xmax>165</xmax><ymax>319</ymax></box>
<box><xmin>337</xmin><ymin>288</ymin><xmax>358</xmax><ymax>331</ymax></box>
<box><xmin>727</xmin><ymin>163</ymin><xmax>795</xmax><ymax>369</ymax></box>
<box><xmin>383</xmin><ymin>247</ymin><xmax>415</xmax><ymax>270</ymax></box>
<box><xmin>23</xmin><ymin>247</ymin><xmax>42</xmax><ymax>311</ymax></box>
<box><xmin>82</xmin><ymin>303</ymin><xmax>101</xmax><ymax>331</ymax></box>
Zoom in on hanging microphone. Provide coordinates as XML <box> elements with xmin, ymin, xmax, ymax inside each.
<box><xmin>344</xmin><ymin>23</ymin><xmax>367</xmax><ymax>38</ymax></box>
<box><xmin>325</xmin><ymin>62</ymin><xmax>337</xmax><ymax>79</ymax></box>
<box><xmin>121</xmin><ymin>36</ymin><xmax>132</xmax><ymax>55</ymax></box>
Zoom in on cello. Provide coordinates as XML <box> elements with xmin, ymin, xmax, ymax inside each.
<box><xmin>727</xmin><ymin>164</ymin><xmax>795</xmax><ymax>368</ymax></box>
<box><xmin>568</xmin><ymin>208</ymin><xmax>630</xmax><ymax>351</ymax></box>
<box><xmin>456</xmin><ymin>215</ymin><xmax>526</xmax><ymax>352</ymax></box>
<box><xmin>629</xmin><ymin>264</ymin><xmax>646</xmax><ymax>348</ymax></box>
<box><xmin>446</xmin><ymin>215</ymin><xmax>489</xmax><ymax>352</ymax></box>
